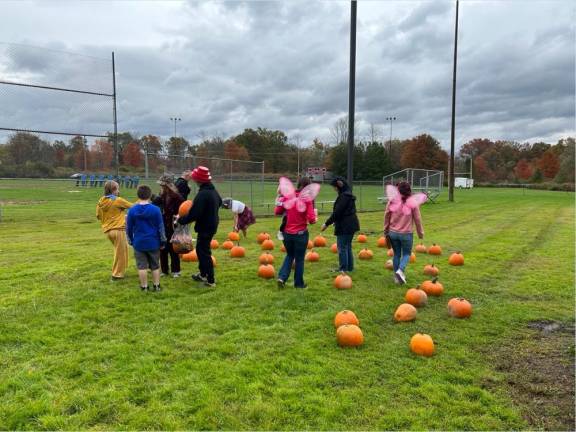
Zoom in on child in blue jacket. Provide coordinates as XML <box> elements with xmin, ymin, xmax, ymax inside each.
<box><xmin>126</xmin><ymin>185</ymin><xmax>166</xmax><ymax>292</ymax></box>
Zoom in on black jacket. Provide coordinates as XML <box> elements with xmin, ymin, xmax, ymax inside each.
<box><xmin>178</xmin><ymin>183</ymin><xmax>222</xmax><ymax>234</ymax></box>
<box><xmin>324</xmin><ymin>189</ymin><xmax>360</xmax><ymax>235</ymax></box>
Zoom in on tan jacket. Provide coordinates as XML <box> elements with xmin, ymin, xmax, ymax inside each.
<box><xmin>96</xmin><ymin>195</ymin><xmax>133</xmax><ymax>233</ymax></box>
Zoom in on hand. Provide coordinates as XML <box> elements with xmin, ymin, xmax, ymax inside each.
<box><xmin>320</xmin><ymin>224</ymin><xmax>327</xmax><ymax>232</ymax></box>
<box><xmin>418</xmin><ymin>234</ymin><xmax>424</xmax><ymax>240</ymax></box>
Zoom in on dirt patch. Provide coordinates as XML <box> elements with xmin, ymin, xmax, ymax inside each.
<box><xmin>0</xmin><ymin>200</ymin><xmax>46</xmax><ymax>206</ymax></box>
<box><xmin>485</xmin><ymin>321</ymin><xmax>575</xmax><ymax>430</ymax></box>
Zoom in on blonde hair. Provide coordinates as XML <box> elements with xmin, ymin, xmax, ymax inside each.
<box><xmin>104</xmin><ymin>180</ymin><xmax>119</xmax><ymax>195</ymax></box>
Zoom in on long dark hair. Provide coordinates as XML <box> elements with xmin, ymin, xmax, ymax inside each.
<box><xmin>397</xmin><ymin>181</ymin><xmax>412</xmax><ymax>202</ymax></box>
<box><xmin>296</xmin><ymin>176</ymin><xmax>311</xmax><ymax>191</ymax></box>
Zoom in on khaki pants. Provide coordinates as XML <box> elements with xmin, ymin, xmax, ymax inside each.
<box><xmin>106</xmin><ymin>229</ymin><xmax>129</xmax><ymax>278</ymax></box>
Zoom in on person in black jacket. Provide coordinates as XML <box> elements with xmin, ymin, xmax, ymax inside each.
<box><xmin>321</xmin><ymin>176</ymin><xmax>360</xmax><ymax>272</ymax></box>
<box><xmin>175</xmin><ymin>170</ymin><xmax>191</xmax><ymax>200</ymax></box>
<box><xmin>177</xmin><ymin>166</ymin><xmax>222</xmax><ymax>287</ymax></box>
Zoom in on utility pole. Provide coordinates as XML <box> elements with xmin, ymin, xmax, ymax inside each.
<box><xmin>170</xmin><ymin>117</ymin><xmax>182</xmax><ymax>171</ymax></box>
<box><xmin>448</xmin><ymin>0</ymin><xmax>459</xmax><ymax>202</ymax></box>
<box><xmin>386</xmin><ymin>116</ymin><xmax>396</xmax><ymax>153</ymax></box>
<box><xmin>347</xmin><ymin>0</ymin><xmax>357</xmax><ymax>188</ymax></box>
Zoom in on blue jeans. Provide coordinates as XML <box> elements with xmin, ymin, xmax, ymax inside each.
<box><xmin>336</xmin><ymin>234</ymin><xmax>354</xmax><ymax>272</ymax></box>
<box><xmin>388</xmin><ymin>231</ymin><xmax>413</xmax><ymax>272</ymax></box>
<box><xmin>279</xmin><ymin>231</ymin><xmax>309</xmax><ymax>287</ymax></box>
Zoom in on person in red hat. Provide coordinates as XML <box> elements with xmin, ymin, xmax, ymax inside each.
<box><xmin>177</xmin><ymin>166</ymin><xmax>222</xmax><ymax>287</ymax></box>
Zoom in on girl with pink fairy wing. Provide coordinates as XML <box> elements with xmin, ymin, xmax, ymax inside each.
<box><xmin>274</xmin><ymin>176</ymin><xmax>320</xmax><ymax>289</ymax></box>
<box><xmin>384</xmin><ymin>181</ymin><xmax>426</xmax><ymax>285</ymax></box>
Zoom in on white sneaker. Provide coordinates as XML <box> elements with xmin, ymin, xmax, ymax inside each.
<box><xmin>277</xmin><ymin>231</ymin><xmax>284</xmax><ymax>241</ymax></box>
<box><xmin>395</xmin><ymin>269</ymin><xmax>407</xmax><ymax>284</ymax></box>
<box><xmin>172</xmin><ymin>272</ymin><xmax>181</xmax><ymax>278</ymax></box>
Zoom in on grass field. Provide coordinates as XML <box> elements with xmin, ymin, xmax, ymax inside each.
<box><xmin>0</xmin><ymin>180</ymin><xmax>574</xmax><ymax>430</ymax></box>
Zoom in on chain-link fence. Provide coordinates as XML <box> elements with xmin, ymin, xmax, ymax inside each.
<box><xmin>0</xmin><ymin>42</ymin><xmax>116</xmax><ymax>158</ymax></box>
<box><xmin>383</xmin><ymin>168</ymin><xmax>444</xmax><ymax>202</ymax></box>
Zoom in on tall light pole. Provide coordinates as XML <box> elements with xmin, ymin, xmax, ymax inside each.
<box><xmin>170</xmin><ymin>117</ymin><xmax>181</xmax><ymax>138</ymax></box>
<box><xmin>448</xmin><ymin>0</ymin><xmax>459</xmax><ymax>202</ymax></box>
<box><xmin>347</xmin><ymin>0</ymin><xmax>357</xmax><ymax>188</ymax></box>
<box><xmin>386</xmin><ymin>116</ymin><xmax>396</xmax><ymax>153</ymax></box>
<box><xmin>170</xmin><ymin>117</ymin><xmax>182</xmax><ymax>170</ymax></box>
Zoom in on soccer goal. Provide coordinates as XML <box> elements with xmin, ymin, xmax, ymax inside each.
<box><xmin>381</xmin><ymin>168</ymin><xmax>444</xmax><ymax>203</ymax></box>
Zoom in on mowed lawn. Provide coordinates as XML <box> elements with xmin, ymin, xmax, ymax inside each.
<box><xmin>0</xmin><ymin>180</ymin><xmax>574</xmax><ymax>430</ymax></box>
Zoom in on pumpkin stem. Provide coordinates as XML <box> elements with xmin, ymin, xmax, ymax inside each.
<box><xmin>432</xmin><ymin>277</ymin><xmax>438</xmax><ymax>283</ymax></box>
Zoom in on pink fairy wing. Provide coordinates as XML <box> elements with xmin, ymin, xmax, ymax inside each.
<box><xmin>402</xmin><ymin>193</ymin><xmax>428</xmax><ymax>215</ymax></box>
<box><xmin>279</xmin><ymin>177</ymin><xmax>296</xmax><ymax>200</ymax></box>
<box><xmin>386</xmin><ymin>185</ymin><xmax>402</xmax><ymax>212</ymax></box>
<box><xmin>283</xmin><ymin>197</ymin><xmax>297</xmax><ymax>210</ymax></box>
<box><xmin>295</xmin><ymin>183</ymin><xmax>320</xmax><ymax>212</ymax></box>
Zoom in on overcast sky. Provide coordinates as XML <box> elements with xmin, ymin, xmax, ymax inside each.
<box><xmin>0</xmin><ymin>0</ymin><xmax>574</xmax><ymax>150</ymax></box>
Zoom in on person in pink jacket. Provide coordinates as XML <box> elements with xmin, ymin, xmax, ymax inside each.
<box><xmin>384</xmin><ymin>181</ymin><xmax>425</xmax><ymax>284</ymax></box>
<box><xmin>275</xmin><ymin>176</ymin><xmax>319</xmax><ymax>288</ymax></box>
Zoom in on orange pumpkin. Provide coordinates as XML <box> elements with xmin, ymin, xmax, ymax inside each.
<box><xmin>210</xmin><ymin>239</ymin><xmax>219</xmax><ymax>249</ymax></box>
<box><xmin>405</xmin><ymin>288</ymin><xmax>428</xmax><ymax>307</ymax></box>
<box><xmin>307</xmin><ymin>240</ymin><xmax>314</xmax><ymax>249</ymax></box>
<box><xmin>394</xmin><ymin>303</ymin><xmax>418</xmax><ymax>322</ymax></box>
<box><xmin>259</xmin><ymin>252</ymin><xmax>274</xmax><ymax>265</ymax></box>
<box><xmin>387</xmin><ymin>248</ymin><xmax>394</xmax><ymax>257</ymax></box>
<box><xmin>421</xmin><ymin>278</ymin><xmax>444</xmax><ymax>296</ymax></box>
<box><xmin>178</xmin><ymin>200</ymin><xmax>193</xmax><ymax>217</ymax></box>
<box><xmin>313</xmin><ymin>235</ymin><xmax>327</xmax><ymax>247</ymax></box>
<box><xmin>330</xmin><ymin>243</ymin><xmax>338</xmax><ymax>253</ymax></box>
<box><xmin>306</xmin><ymin>250</ymin><xmax>320</xmax><ymax>262</ymax></box>
<box><xmin>222</xmin><ymin>240</ymin><xmax>234</xmax><ymax>250</ymax></box>
<box><xmin>448</xmin><ymin>252</ymin><xmax>464</xmax><ymax>266</ymax></box>
<box><xmin>230</xmin><ymin>245</ymin><xmax>245</xmax><ymax>258</ymax></box>
<box><xmin>258</xmin><ymin>264</ymin><xmax>275</xmax><ymax>279</ymax></box>
<box><xmin>415</xmin><ymin>243</ymin><xmax>427</xmax><ymax>253</ymax></box>
<box><xmin>228</xmin><ymin>231</ymin><xmax>240</xmax><ymax>241</ymax></box>
<box><xmin>358</xmin><ymin>248</ymin><xmax>374</xmax><ymax>260</ymax></box>
<box><xmin>261</xmin><ymin>239</ymin><xmax>274</xmax><ymax>251</ymax></box>
<box><xmin>409</xmin><ymin>253</ymin><xmax>416</xmax><ymax>263</ymax></box>
<box><xmin>334</xmin><ymin>310</ymin><xmax>359</xmax><ymax>328</ymax></box>
<box><xmin>410</xmin><ymin>333</ymin><xmax>435</xmax><ymax>357</ymax></box>
<box><xmin>423</xmin><ymin>264</ymin><xmax>440</xmax><ymax>276</ymax></box>
<box><xmin>357</xmin><ymin>234</ymin><xmax>367</xmax><ymax>243</ymax></box>
<box><xmin>280</xmin><ymin>244</ymin><xmax>286</xmax><ymax>253</ymax></box>
<box><xmin>377</xmin><ymin>236</ymin><xmax>387</xmax><ymax>248</ymax></box>
<box><xmin>385</xmin><ymin>259</ymin><xmax>394</xmax><ymax>270</ymax></box>
<box><xmin>181</xmin><ymin>249</ymin><xmax>198</xmax><ymax>262</ymax></box>
<box><xmin>256</xmin><ymin>232</ymin><xmax>271</xmax><ymax>244</ymax></box>
<box><xmin>336</xmin><ymin>324</ymin><xmax>364</xmax><ymax>347</ymax></box>
<box><xmin>334</xmin><ymin>273</ymin><xmax>353</xmax><ymax>289</ymax></box>
<box><xmin>428</xmin><ymin>243</ymin><xmax>442</xmax><ymax>255</ymax></box>
<box><xmin>447</xmin><ymin>298</ymin><xmax>473</xmax><ymax>318</ymax></box>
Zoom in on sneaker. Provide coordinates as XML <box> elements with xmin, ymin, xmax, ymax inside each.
<box><xmin>153</xmin><ymin>284</ymin><xmax>162</xmax><ymax>292</ymax></box>
<box><xmin>395</xmin><ymin>269</ymin><xmax>407</xmax><ymax>285</ymax></box>
<box><xmin>110</xmin><ymin>276</ymin><xmax>124</xmax><ymax>281</ymax></box>
<box><xmin>172</xmin><ymin>272</ymin><xmax>181</xmax><ymax>278</ymax></box>
<box><xmin>295</xmin><ymin>284</ymin><xmax>308</xmax><ymax>289</ymax></box>
<box><xmin>140</xmin><ymin>286</ymin><xmax>148</xmax><ymax>291</ymax></box>
<box><xmin>203</xmin><ymin>281</ymin><xmax>216</xmax><ymax>288</ymax></box>
<box><xmin>393</xmin><ymin>277</ymin><xmax>400</xmax><ymax>285</ymax></box>
<box><xmin>330</xmin><ymin>268</ymin><xmax>342</xmax><ymax>273</ymax></box>
<box><xmin>277</xmin><ymin>231</ymin><xmax>284</xmax><ymax>241</ymax></box>
<box><xmin>192</xmin><ymin>273</ymin><xmax>207</xmax><ymax>282</ymax></box>
<box><xmin>277</xmin><ymin>279</ymin><xmax>286</xmax><ymax>289</ymax></box>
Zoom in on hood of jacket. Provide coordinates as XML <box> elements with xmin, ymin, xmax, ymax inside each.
<box><xmin>97</xmin><ymin>195</ymin><xmax>117</xmax><ymax>211</ymax></box>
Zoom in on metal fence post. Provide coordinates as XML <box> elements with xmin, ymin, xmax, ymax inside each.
<box><xmin>359</xmin><ymin>181</ymin><xmax>363</xmax><ymax>211</ymax></box>
<box><xmin>250</xmin><ymin>179</ymin><xmax>254</xmax><ymax>211</ymax></box>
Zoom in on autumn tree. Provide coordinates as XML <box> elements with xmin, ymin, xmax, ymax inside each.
<box><xmin>91</xmin><ymin>139</ymin><xmax>114</xmax><ymax>170</ymax></box>
<box><xmin>537</xmin><ymin>149</ymin><xmax>560</xmax><ymax>179</ymax></box>
<box><xmin>224</xmin><ymin>140</ymin><xmax>250</xmax><ymax>160</ymax></box>
<box><xmin>555</xmin><ymin>138</ymin><xmax>575</xmax><ymax>183</ymax></box>
<box><xmin>400</xmin><ymin>134</ymin><xmax>448</xmax><ymax>171</ymax></box>
<box><xmin>122</xmin><ymin>142</ymin><xmax>142</xmax><ymax>168</ymax></box>
<box><xmin>514</xmin><ymin>159</ymin><xmax>533</xmax><ymax>180</ymax></box>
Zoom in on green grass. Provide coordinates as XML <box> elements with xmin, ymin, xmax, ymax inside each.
<box><xmin>0</xmin><ymin>181</ymin><xmax>574</xmax><ymax>430</ymax></box>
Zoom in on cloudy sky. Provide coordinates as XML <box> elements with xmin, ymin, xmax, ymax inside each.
<box><xmin>0</xmin><ymin>0</ymin><xmax>574</xmax><ymax>150</ymax></box>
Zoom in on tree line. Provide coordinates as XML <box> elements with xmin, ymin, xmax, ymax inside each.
<box><xmin>0</xmin><ymin>127</ymin><xmax>573</xmax><ymax>185</ymax></box>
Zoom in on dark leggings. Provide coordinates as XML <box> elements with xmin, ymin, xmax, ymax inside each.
<box><xmin>196</xmin><ymin>231</ymin><xmax>215</xmax><ymax>283</ymax></box>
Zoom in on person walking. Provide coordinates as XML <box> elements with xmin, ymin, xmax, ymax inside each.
<box><xmin>126</xmin><ymin>185</ymin><xmax>166</xmax><ymax>292</ymax></box>
<box><xmin>155</xmin><ymin>175</ymin><xmax>184</xmax><ymax>278</ymax></box>
<box><xmin>177</xmin><ymin>166</ymin><xmax>222</xmax><ymax>288</ymax></box>
<box><xmin>320</xmin><ymin>176</ymin><xmax>360</xmax><ymax>272</ymax></box>
<box><xmin>275</xmin><ymin>176</ymin><xmax>319</xmax><ymax>289</ymax></box>
<box><xmin>384</xmin><ymin>181</ymin><xmax>426</xmax><ymax>285</ymax></box>
<box><xmin>96</xmin><ymin>180</ymin><xmax>133</xmax><ymax>280</ymax></box>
